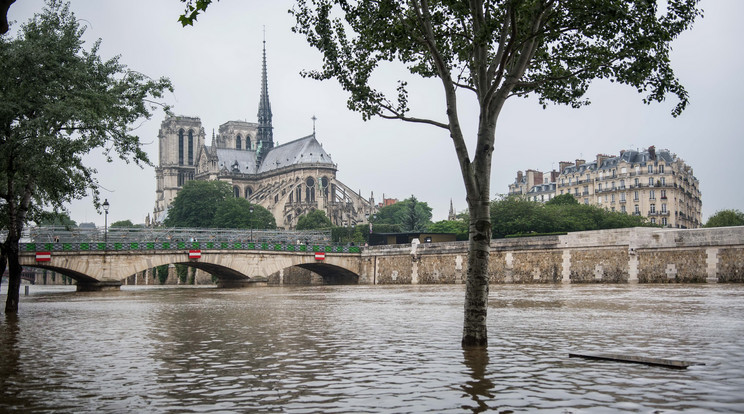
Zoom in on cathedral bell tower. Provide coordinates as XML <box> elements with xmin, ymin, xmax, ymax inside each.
<box><xmin>256</xmin><ymin>36</ymin><xmax>273</xmax><ymax>168</ymax></box>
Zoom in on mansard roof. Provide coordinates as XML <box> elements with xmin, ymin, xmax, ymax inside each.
<box><xmin>562</xmin><ymin>148</ymin><xmax>675</xmax><ymax>174</ymax></box>
<box><xmin>211</xmin><ymin>134</ymin><xmax>335</xmax><ymax>176</ymax></box>
<box><xmin>257</xmin><ymin>134</ymin><xmax>334</xmax><ymax>174</ymax></box>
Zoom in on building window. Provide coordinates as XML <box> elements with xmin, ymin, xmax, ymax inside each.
<box><xmin>621</xmin><ymin>205</ymin><xmax>626</xmax><ymax>213</ymax></box>
<box><xmin>650</xmin><ymin>204</ymin><xmax>656</xmax><ymax>213</ymax></box>
<box><xmin>583</xmin><ymin>185</ymin><xmax>588</xmax><ymax>195</ymax></box>
<box><xmin>296</xmin><ymin>185</ymin><xmax>302</xmax><ymax>203</ymax></box>
<box><xmin>661</xmin><ymin>189</ymin><xmax>667</xmax><ymax>199</ymax></box>
<box><xmin>619</xmin><ymin>179</ymin><xmax>625</xmax><ymax>189</ymax></box>
<box><xmin>634</xmin><ymin>205</ymin><xmax>640</xmax><ymax>214</ymax></box>
<box><xmin>611</xmin><ymin>194</ymin><xmax>615</xmax><ymax>202</ymax></box>
<box><xmin>660</xmin><ymin>177</ymin><xmax>666</xmax><ymax>186</ymax></box>
<box><xmin>659</xmin><ymin>165</ymin><xmax>665</xmax><ymax>173</ymax></box>
<box><xmin>662</xmin><ymin>217</ymin><xmax>668</xmax><ymax>226</ymax></box>
<box><xmin>245</xmin><ymin>187</ymin><xmax>253</xmax><ymax>198</ymax></box>
<box><xmin>188</xmin><ymin>130</ymin><xmax>194</xmax><ymax>166</ymax></box>
<box><xmin>662</xmin><ymin>203</ymin><xmax>667</xmax><ymax>213</ymax></box>
<box><xmin>648</xmin><ymin>177</ymin><xmax>654</xmax><ymax>186</ymax></box>
<box><xmin>648</xmin><ymin>165</ymin><xmax>653</xmax><ymax>174</ymax></box>
<box><xmin>574</xmin><ymin>188</ymin><xmax>579</xmax><ymax>196</ymax></box>
<box><xmin>598</xmin><ymin>183</ymin><xmax>603</xmax><ymax>191</ymax></box>
<box><xmin>584</xmin><ymin>198</ymin><xmax>589</xmax><ymax>205</ymax></box>
<box><xmin>620</xmin><ymin>193</ymin><xmax>626</xmax><ymax>202</ymax></box>
<box><xmin>236</xmin><ymin>135</ymin><xmax>242</xmax><ymax>150</ymax></box>
<box><xmin>650</xmin><ymin>190</ymin><xmax>655</xmax><ymax>200</ymax></box>
<box><xmin>651</xmin><ymin>218</ymin><xmax>656</xmax><ymax>224</ymax></box>
<box><xmin>634</xmin><ymin>178</ymin><xmax>639</xmax><ymax>187</ymax></box>
<box><xmin>634</xmin><ymin>191</ymin><xmax>639</xmax><ymax>201</ymax></box>
<box><xmin>178</xmin><ymin>129</ymin><xmax>184</xmax><ymax>165</ymax></box>
<box><xmin>233</xmin><ymin>186</ymin><xmax>240</xmax><ymax>198</ymax></box>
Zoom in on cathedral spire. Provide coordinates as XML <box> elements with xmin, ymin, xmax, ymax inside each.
<box><xmin>256</xmin><ymin>30</ymin><xmax>273</xmax><ymax>167</ymax></box>
<box><xmin>448</xmin><ymin>199</ymin><xmax>456</xmax><ymax>221</ymax></box>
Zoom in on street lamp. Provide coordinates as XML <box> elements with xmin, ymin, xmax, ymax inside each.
<box><xmin>102</xmin><ymin>199</ymin><xmax>110</xmax><ymax>246</ymax></box>
<box><xmin>249</xmin><ymin>205</ymin><xmax>254</xmax><ymax>243</ymax></box>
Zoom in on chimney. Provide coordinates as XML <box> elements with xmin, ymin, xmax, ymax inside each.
<box><xmin>559</xmin><ymin>161</ymin><xmax>572</xmax><ymax>174</ymax></box>
<box><xmin>550</xmin><ymin>170</ymin><xmax>559</xmax><ymax>183</ymax></box>
<box><xmin>596</xmin><ymin>154</ymin><xmax>611</xmax><ymax>167</ymax></box>
<box><xmin>575</xmin><ymin>159</ymin><xmax>585</xmax><ymax>167</ymax></box>
<box><xmin>517</xmin><ymin>170</ymin><xmax>524</xmax><ymax>182</ymax></box>
<box><xmin>648</xmin><ymin>145</ymin><xmax>656</xmax><ymax>160</ymax></box>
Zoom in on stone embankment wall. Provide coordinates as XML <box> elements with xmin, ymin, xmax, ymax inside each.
<box><xmin>360</xmin><ymin>226</ymin><xmax>744</xmax><ymax>284</ymax></box>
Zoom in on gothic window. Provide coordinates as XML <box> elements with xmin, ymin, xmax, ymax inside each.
<box><xmin>321</xmin><ymin>177</ymin><xmax>330</xmax><ymax>199</ymax></box>
<box><xmin>234</xmin><ymin>186</ymin><xmax>240</xmax><ymax>198</ymax></box>
<box><xmin>178</xmin><ymin>129</ymin><xmax>184</xmax><ymax>165</ymax></box>
<box><xmin>236</xmin><ymin>135</ymin><xmax>242</xmax><ymax>150</ymax></box>
<box><xmin>296</xmin><ymin>185</ymin><xmax>302</xmax><ymax>203</ymax></box>
<box><xmin>289</xmin><ymin>191</ymin><xmax>293</xmax><ymax>203</ymax></box>
<box><xmin>188</xmin><ymin>130</ymin><xmax>194</xmax><ymax>165</ymax></box>
<box><xmin>177</xmin><ymin>171</ymin><xmax>184</xmax><ymax>186</ymax></box>
<box><xmin>245</xmin><ymin>187</ymin><xmax>253</xmax><ymax>198</ymax></box>
<box><xmin>305</xmin><ymin>177</ymin><xmax>315</xmax><ymax>203</ymax></box>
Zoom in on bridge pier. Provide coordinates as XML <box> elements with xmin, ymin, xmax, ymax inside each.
<box><xmin>76</xmin><ymin>281</ymin><xmax>122</xmax><ymax>292</ymax></box>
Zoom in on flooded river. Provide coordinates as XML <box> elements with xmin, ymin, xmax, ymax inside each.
<box><xmin>1</xmin><ymin>284</ymin><xmax>743</xmax><ymax>413</ymax></box>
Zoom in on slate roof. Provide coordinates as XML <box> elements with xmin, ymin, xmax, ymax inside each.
<box><xmin>561</xmin><ymin>148</ymin><xmax>675</xmax><ymax>174</ymax></box>
<box><xmin>257</xmin><ymin>135</ymin><xmax>334</xmax><ymax>174</ymax></box>
<box><xmin>211</xmin><ymin>134</ymin><xmax>334</xmax><ymax>176</ymax></box>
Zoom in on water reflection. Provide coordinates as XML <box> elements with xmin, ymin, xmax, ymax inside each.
<box><xmin>461</xmin><ymin>348</ymin><xmax>495</xmax><ymax>413</ymax></box>
<box><xmin>1</xmin><ymin>284</ymin><xmax>743</xmax><ymax>412</ymax></box>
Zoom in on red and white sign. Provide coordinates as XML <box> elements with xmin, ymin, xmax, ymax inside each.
<box><xmin>35</xmin><ymin>252</ymin><xmax>51</xmax><ymax>262</ymax></box>
<box><xmin>314</xmin><ymin>252</ymin><xmax>326</xmax><ymax>261</ymax></box>
<box><xmin>188</xmin><ymin>250</ymin><xmax>201</xmax><ymax>259</ymax></box>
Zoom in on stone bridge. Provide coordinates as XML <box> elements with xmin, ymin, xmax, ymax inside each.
<box><xmin>19</xmin><ymin>241</ymin><xmax>362</xmax><ymax>290</ymax></box>
<box><xmin>18</xmin><ymin>226</ymin><xmax>744</xmax><ymax>290</ymax></box>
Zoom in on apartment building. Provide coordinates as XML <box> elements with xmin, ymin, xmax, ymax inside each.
<box><xmin>509</xmin><ymin>146</ymin><xmax>702</xmax><ymax>228</ymax></box>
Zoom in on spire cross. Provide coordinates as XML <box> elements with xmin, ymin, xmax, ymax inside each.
<box><xmin>311</xmin><ymin>115</ymin><xmax>317</xmax><ymax>136</ymax></box>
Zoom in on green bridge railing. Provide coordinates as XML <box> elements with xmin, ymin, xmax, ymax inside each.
<box><xmin>21</xmin><ymin>242</ymin><xmax>362</xmax><ymax>254</ymax></box>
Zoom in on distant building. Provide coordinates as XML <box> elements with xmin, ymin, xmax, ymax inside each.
<box><xmin>154</xmin><ymin>41</ymin><xmax>376</xmax><ymax>229</ymax></box>
<box><xmin>509</xmin><ymin>146</ymin><xmax>702</xmax><ymax>228</ymax></box>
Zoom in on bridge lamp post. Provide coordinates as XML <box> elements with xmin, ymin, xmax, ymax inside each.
<box><xmin>103</xmin><ymin>199</ymin><xmax>110</xmax><ymax>247</ymax></box>
<box><xmin>249</xmin><ymin>205</ymin><xmax>254</xmax><ymax>243</ymax></box>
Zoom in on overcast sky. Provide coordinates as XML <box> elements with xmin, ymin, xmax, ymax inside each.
<box><xmin>7</xmin><ymin>0</ymin><xmax>744</xmax><ymax>226</ymax></box>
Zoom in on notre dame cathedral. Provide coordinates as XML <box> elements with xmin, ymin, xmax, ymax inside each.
<box><xmin>153</xmin><ymin>42</ymin><xmax>377</xmax><ymax>229</ymax></box>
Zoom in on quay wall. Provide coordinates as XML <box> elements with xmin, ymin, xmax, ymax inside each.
<box><xmin>360</xmin><ymin>226</ymin><xmax>744</xmax><ymax>284</ymax></box>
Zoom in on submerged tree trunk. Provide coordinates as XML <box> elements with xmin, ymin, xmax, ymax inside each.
<box><xmin>4</xmin><ymin>236</ymin><xmax>21</xmax><ymax>313</ymax></box>
<box><xmin>462</xmin><ymin>196</ymin><xmax>492</xmax><ymax>347</ymax></box>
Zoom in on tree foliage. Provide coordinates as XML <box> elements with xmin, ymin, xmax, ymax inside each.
<box><xmin>428</xmin><ymin>219</ymin><xmax>469</xmax><ymax>240</ymax></box>
<box><xmin>110</xmin><ymin>219</ymin><xmax>138</xmax><ymax>228</ymax></box>
<box><xmin>164</xmin><ymin>180</ymin><xmax>232</xmax><ymax>227</ymax></box>
<box><xmin>296</xmin><ymin>209</ymin><xmax>333</xmax><ymax>230</ymax></box>
<box><xmin>704</xmin><ymin>209</ymin><xmax>744</xmax><ymax>228</ymax></box>
<box><xmin>491</xmin><ymin>195</ymin><xmax>650</xmax><ymax>238</ymax></box>
<box><xmin>212</xmin><ymin>197</ymin><xmax>276</xmax><ymax>230</ymax></box>
<box><xmin>35</xmin><ymin>211</ymin><xmax>77</xmax><ymax>227</ymax></box>
<box><xmin>370</xmin><ymin>196</ymin><xmax>432</xmax><ymax>231</ymax></box>
<box><xmin>1</xmin><ymin>0</ymin><xmax>172</xmax><ymax>313</ymax></box>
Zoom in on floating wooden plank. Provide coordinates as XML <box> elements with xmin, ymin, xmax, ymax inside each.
<box><xmin>569</xmin><ymin>352</ymin><xmax>705</xmax><ymax>370</ymax></box>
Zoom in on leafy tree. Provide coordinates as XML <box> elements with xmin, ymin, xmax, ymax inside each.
<box><xmin>36</xmin><ymin>212</ymin><xmax>77</xmax><ymax>228</ymax></box>
<box><xmin>183</xmin><ymin>0</ymin><xmax>701</xmax><ymax>348</ymax></box>
<box><xmin>705</xmin><ymin>209</ymin><xmax>744</xmax><ymax>228</ymax></box>
<box><xmin>212</xmin><ymin>197</ymin><xmax>276</xmax><ymax>229</ymax></box>
<box><xmin>545</xmin><ymin>193</ymin><xmax>579</xmax><ymax>206</ymax></box>
<box><xmin>296</xmin><ymin>209</ymin><xmax>333</xmax><ymax>230</ymax></box>
<box><xmin>110</xmin><ymin>219</ymin><xmax>138</xmax><ymax>228</ymax></box>
<box><xmin>0</xmin><ymin>1</ymin><xmax>172</xmax><ymax>313</ymax></box>
<box><xmin>428</xmin><ymin>219</ymin><xmax>469</xmax><ymax>241</ymax></box>
<box><xmin>164</xmin><ymin>180</ymin><xmax>232</xmax><ymax>227</ymax></box>
<box><xmin>371</xmin><ymin>196</ymin><xmax>432</xmax><ymax>231</ymax></box>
